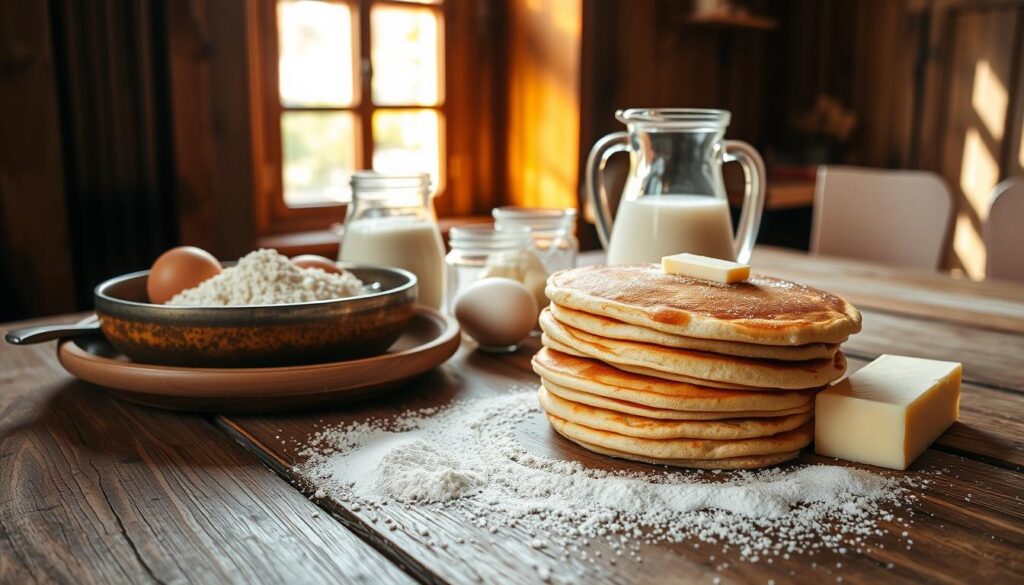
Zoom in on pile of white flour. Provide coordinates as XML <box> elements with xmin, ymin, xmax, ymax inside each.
<box><xmin>299</xmin><ymin>390</ymin><xmax>916</xmax><ymax>564</ymax></box>
<box><xmin>168</xmin><ymin>249</ymin><xmax>364</xmax><ymax>306</ymax></box>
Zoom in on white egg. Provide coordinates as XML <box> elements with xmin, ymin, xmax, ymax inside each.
<box><xmin>454</xmin><ymin>277</ymin><xmax>538</xmax><ymax>350</ymax></box>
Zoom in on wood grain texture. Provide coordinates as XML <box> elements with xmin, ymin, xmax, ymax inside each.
<box><xmin>224</xmin><ymin>249</ymin><xmax>1024</xmax><ymax>583</ymax></box>
<box><xmin>166</xmin><ymin>0</ymin><xmax>256</xmax><ymax>258</ymax></box>
<box><xmin>0</xmin><ymin>318</ymin><xmax>413</xmax><ymax>585</ymax></box>
<box><xmin>505</xmin><ymin>0</ymin><xmax>582</xmax><ymax>210</ymax></box>
<box><xmin>5</xmin><ymin>246</ymin><xmax>1024</xmax><ymax>585</ymax></box>
<box><xmin>847</xmin><ymin>309</ymin><xmax>1024</xmax><ymax>392</ymax></box>
<box><xmin>935</xmin><ymin>4</ymin><xmax>1022</xmax><ymax>278</ymax></box>
<box><xmin>751</xmin><ymin>247</ymin><xmax>1024</xmax><ymax>334</ymax></box>
<box><xmin>221</xmin><ymin>338</ymin><xmax>1024</xmax><ymax>585</ymax></box>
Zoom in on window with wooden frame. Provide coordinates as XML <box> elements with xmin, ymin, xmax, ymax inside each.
<box><xmin>252</xmin><ymin>0</ymin><xmax>493</xmax><ymax>237</ymax></box>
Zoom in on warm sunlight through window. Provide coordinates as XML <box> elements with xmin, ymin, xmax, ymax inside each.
<box><xmin>953</xmin><ymin>213</ymin><xmax>986</xmax><ymax>280</ymax></box>
<box><xmin>959</xmin><ymin>127</ymin><xmax>999</xmax><ymax>222</ymax></box>
<box><xmin>1020</xmin><ymin>118</ymin><xmax>1024</xmax><ymax>169</ymax></box>
<box><xmin>373</xmin><ymin>109</ymin><xmax>442</xmax><ymax>181</ymax></box>
<box><xmin>971</xmin><ymin>60</ymin><xmax>1007</xmax><ymax>141</ymax></box>
<box><xmin>278</xmin><ymin>1</ymin><xmax>356</xmax><ymax>107</ymax></box>
<box><xmin>371</xmin><ymin>4</ymin><xmax>442</xmax><ymax>106</ymax></box>
<box><xmin>276</xmin><ymin>0</ymin><xmax>444</xmax><ymax>206</ymax></box>
<box><xmin>953</xmin><ymin>58</ymin><xmax>1008</xmax><ymax>280</ymax></box>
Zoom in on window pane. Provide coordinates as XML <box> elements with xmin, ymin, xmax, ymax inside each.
<box><xmin>282</xmin><ymin>111</ymin><xmax>358</xmax><ymax>205</ymax></box>
<box><xmin>278</xmin><ymin>0</ymin><xmax>356</xmax><ymax>107</ymax></box>
<box><xmin>372</xmin><ymin>109</ymin><xmax>443</xmax><ymax>192</ymax></box>
<box><xmin>371</xmin><ymin>5</ymin><xmax>442</xmax><ymax>106</ymax></box>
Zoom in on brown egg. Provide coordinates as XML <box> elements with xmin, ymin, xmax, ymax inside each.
<box><xmin>147</xmin><ymin>246</ymin><xmax>222</xmax><ymax>304</ymax></box>
<box><xmin>291</xmin><ymin>254</ymin><xmax>343</xmax><ymax>275</ymax></box>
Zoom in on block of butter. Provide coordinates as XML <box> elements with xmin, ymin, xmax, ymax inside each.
<box><xmin>661</xmin><ymin>253</ymin><xmax>750</xmax><ymax>284</ymax></box>
<box><xmin>815</xmin><ymin>354</ymin><xmax>962</xmax><ymax>470</ymax></box>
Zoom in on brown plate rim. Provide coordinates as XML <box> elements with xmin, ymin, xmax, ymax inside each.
<box><xmin>62</xmin><ymin>308</ymin><xmax>457</xmax><ymax>375</ymax></box>
<box><xmin>56</xmin><ymin>307</ymin><xmax>461</xmax><ymax>401</ymax></box>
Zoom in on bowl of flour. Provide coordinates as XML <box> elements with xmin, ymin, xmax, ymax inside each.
<box><xmin>92</xmin><ymin>251</ymin><xmax>419</xmax><ymax>367</ymax></box>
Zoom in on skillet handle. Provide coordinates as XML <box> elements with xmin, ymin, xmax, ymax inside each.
<box><xmin>5</xmin><ymin>322</ymin><xmax>103</xmax><ymax>345</ymax></box>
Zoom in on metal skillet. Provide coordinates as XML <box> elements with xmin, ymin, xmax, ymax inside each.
<box><xmin>7</xmin><ymin>264</ymin><xmax>418</xmax><ymax>368</ymax></box>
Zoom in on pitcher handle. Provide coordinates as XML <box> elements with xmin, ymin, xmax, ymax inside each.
<box><xmin>585</xmin><ymin>131</ymin><xmax>630</xmax><ymax>249</ymax></box>
<box><xmin>723</xmin><ymin>140</ymin><xmax>766</xmax><ymax>264</ymax></box>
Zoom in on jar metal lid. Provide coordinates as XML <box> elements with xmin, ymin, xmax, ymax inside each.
<box><xmin>350</xmin><ymin>171</ymin><xmax>431</xmax><ymax>192</ymax></box>
<box><xmin>493</xmin><ymin>207</ymin><xmax>577</xmax><ymax>234</ymax></box>
<box><xmin>449</xmin><ymin>223</ymin><xmax>531</xmax><ymax>251</ymax></box>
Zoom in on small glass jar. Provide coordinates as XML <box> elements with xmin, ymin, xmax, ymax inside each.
<box><xmin>492</xmin><ymin>207</ymin><xmax>579</xmax><ymax>275</ymax></box>
<box><xmin>338</xmin><ymin>172</ymin><xmax>446</xmax><ymax>310</ymax></box>
<box><xmin>445</xmin><ymin>224</ymin><xmax>533</xmax><ymax>314</ymax></box>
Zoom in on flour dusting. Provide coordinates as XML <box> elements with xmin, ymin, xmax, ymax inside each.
<box><xmin>299</xmin><ymin>390</ymin><xmax>917</xmax><ymax>565</ymax></box>
<box><xmin>373</xmin><ymin>439</ymin><xmax>484</xmax><ymax>502</ymax></box>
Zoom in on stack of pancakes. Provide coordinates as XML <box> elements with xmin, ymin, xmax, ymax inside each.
<box><xmin>532</xmin><ymin>264</ymin><xmax>862</xmax><ymax>469</ymax></box>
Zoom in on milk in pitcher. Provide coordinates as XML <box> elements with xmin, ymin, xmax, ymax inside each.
<box><xmin>605</xmin><ymin>195</ymin><xmax>735</xmax><ymax>265</ymax></box>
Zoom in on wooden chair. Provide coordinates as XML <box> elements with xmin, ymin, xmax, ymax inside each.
<box><xmin>811</xmin><ymin>166</ymin><xmax>954</xmax><ymax>269</ymax></box>
<box><xmin>985</xmin><ymin>178</ymin><xmax>1024</xmax><ymax>282</ymax></box>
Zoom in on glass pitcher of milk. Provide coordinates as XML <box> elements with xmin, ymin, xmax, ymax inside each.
<box><xmin>339</xmin><ymin>172</ymin><xmax>446</xmax><ymax>309</ymax></box>
<box><xmin>585</xmin><ymin>108</ymin><xmax>766</xmax><ymax>264</ymax></box>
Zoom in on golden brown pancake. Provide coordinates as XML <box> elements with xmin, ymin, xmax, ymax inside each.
<box><xmin>540</xmin><ymin>309</ymin><xmax>847</xmax><ymax>390</ymax></box>
<box><xmin>567</xmin><ymin>439</ymin><xmax>801</xmax><ymax>469</ymax></box>
<box><xmin>541</xmin><ymin>334</ymin><xmax>759</xmax><ymax>390</ymax></box>
<box><xmin>532</xmin><ymin>347</ymin><xmax>817</xmax><ymax>413</ymax></box>
<box><xmin>549</xmin><ymin>303</ymin><xmax>838</xmax><ymax>361</ymax></box>
<box><xmin>546</xmin><ymin>412</ymin><xmax>814</xmax><ymax>461</ymax></box>
<box><xmin>546</xmin><ymin>264</ymin><xmax>862</xmax><ymax>345</ymax></box>
<box><xmin>538</xmin><ymin>386</ymin><xmax>814</xmax><ymax>440</ymax></box>
<box><xmin>540</xmin><ymin>379</ymin><xmax>814</xmax><ymax>421</ymax></box>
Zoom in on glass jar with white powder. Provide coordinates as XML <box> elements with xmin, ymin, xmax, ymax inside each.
<box><xmin>445</xmin><ymin>224</ymin><xmax>540</xmax><ymax>314</ymax></box>
<box><xmin>492</xmin><ymin>207</ymin><xmax>578</xmax><ymax>277</ymax></box>
<box><xmin>338</xmin><ymin>172</ymin><xmax>446</xmax><ymax>309</ymax></box>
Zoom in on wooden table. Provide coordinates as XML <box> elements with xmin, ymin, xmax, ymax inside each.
<box><xmin>2</xmin><ymin>246</ymin><xmax>1022</xmax><ymax>584</ymax></box>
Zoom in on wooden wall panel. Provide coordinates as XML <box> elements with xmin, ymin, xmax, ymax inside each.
<box><xmin>763</xmin><ymin>0</ymin><xmax>855</xmax><ymax>144</ymax></box>
<box><xmin>0</xmin><ymin>0</ymin><xmax>76</xmax><ymax>319</ymax></box>
<box><xmin>942</xmin><ymin>7</ymin><xmax>1018</xmax><ymax>278</ymax></box>
<box><xmin>505</xmin><ymin>0</ymin><xmax>582</xmax><ymax>210</ymax></box>
<box><xmin>1008</xmin><ymin>10</ymin><xmax>1024</xmax><ymax>179</ymax></box>
<box><xmin>166</xmin><ymin>0</ymin><xmax>256</xmax><ymax>260</ymax></box>
<box><xmin>439</xmin><ymin>0</ymin><xmax>507</xmax><ymax>217</ymax></box>
<box><xmin>582</xmin><ymin>1</ymin><xmax>769</xmax><ymax>145</ymax></box>
<box><xmin>850</xmin><ymin>0</ymin><xmax>917</xmax><ymax>168</ymax></box>
<box><xmin>910</xmin><ymin>1</ymin><xmax>1024</xmax><ymax>279</ymax></box>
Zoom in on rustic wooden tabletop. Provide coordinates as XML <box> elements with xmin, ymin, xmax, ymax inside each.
<box><xmin>2</xmin><ymin>247</ymin><xmax>1022</xmax><ymax>584</ymax></box>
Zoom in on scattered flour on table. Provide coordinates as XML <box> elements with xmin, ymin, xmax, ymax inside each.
<box><xmin>168</xmin><ymin>248</ymin><xmax>364</xmax><ymax>306</ymax></box>
<box><xmin>299</xmin><ymin>390</ymin><xmax>917</xmax><ymax>564</ymax></box>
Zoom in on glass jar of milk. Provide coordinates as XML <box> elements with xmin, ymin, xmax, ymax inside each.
<box><xmin>339</xmin><ymin>172</ymin><xmax>446</xmax><ymax>309</ymax></box>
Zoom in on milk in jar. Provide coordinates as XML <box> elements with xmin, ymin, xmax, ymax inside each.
<box><xmin>338</xmin><ymin>173</ymin><xmax>446</xmax><ymax>309</ymax></box>
<box><xmin>340</xmin><ymin>217</ymin><xmax>446</xmax><ymax>309</ymax></box>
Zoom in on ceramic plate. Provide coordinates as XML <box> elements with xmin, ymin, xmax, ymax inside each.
<box><xmin>57</xmin><ymin>307</ymin><xmax>460</xmax><ymax>412</ymax></box>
